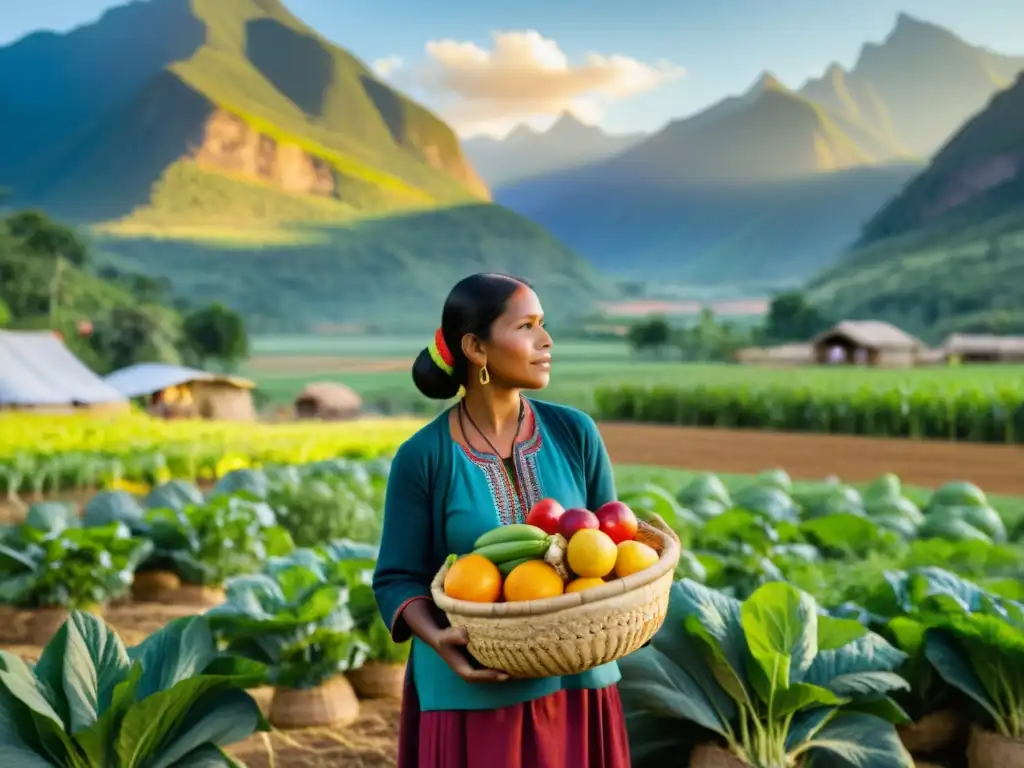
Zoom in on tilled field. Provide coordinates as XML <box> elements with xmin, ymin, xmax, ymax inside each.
<box><xmin>598</xmin><ymin>424</ymin><xmax>1024</xmax><ymax>495</ymax></box>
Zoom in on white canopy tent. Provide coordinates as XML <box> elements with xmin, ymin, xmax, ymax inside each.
<box><xmin>0</xmin><ymin>331</ymin><xmax>126</xmax><ymax>407</ymax></box>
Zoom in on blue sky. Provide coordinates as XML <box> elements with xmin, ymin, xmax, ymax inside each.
<box><xmin>4</xmin><ymin>0</ymin><xmax>1024</xmax><ymax>137</ymax></box>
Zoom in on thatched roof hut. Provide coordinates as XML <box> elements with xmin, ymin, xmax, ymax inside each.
<box><xmin>810</xmin><ymin>321</ymin><xmax>923</xmax><ymax>367</ymax></box>
<box><xmin>294</xmin><ymin>382</ymin><xmax>363</xmax><ymax>420</ymax></box>
<box><xmin>104</xmin><ymin>363</ymin><xmax>256</xmax><ymax>421</ymax></box>
<box><xmin>942</xmin><ymin>334</ymin><xmax>1024</xmax><ymax>363</ymax></box>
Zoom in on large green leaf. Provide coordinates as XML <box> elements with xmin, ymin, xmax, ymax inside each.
<box><xmin>740</xmin><ymin>582</ymin><xmax>817</xmax><ymax>692</ymax></box>
<box><xmin>672</xmin><ymin>580</ymin><xmax>750</xmax><ymax>689</ymax></box>
<box><xmin>924</xmin><ymin>629</ymin><xmax>1002</xmax><ymax>723</ymax></box>
<box><xmin>0</xmin><ymin>687</ymin><xmax>53</xmax><ymax>765</ymax></box>
<box><xmin>618</xmin><ymin>646</ymin><xmax>732</xmax><ymax>737</ymax></box>
<box><xmin>72</xmin><ymin>662</ymin><xmax>142</xmax><ymax>766</ymax></box>
<box><xmin>803</xmin><ymin>633</ymin><xmax>908</xmax><ymax>698</ymax></box>
<box><xmin>801</xmin><ymin>712</ymin><xmax>913</xmax><ymax>767</ymax></box>
<box><xmin>169</xmin><ymin>744</ymin><xmax>244</xmax><ymax>767</ymax></box>
<box><xmin>33</xmin><ymin>611</ymin><xmax>130</xmax><ymax>733</ymax></box>
<box><xmin>129</xmin><ymin>617</ymin><xmax>218</xmax><ymax>700</ymax></box>
<box><xmin>148</xmin><ymin>689</ymin><xmax>264</xmax><ymax>768</ymax></box>
<box><xmin>0</xmin><ymin>652</ymin><xmax>86</xmax><ymax>766</ymax></box>
<box><xmin>772</xmin><ymin>682</ymin><xmax>843</xmax><ymax>719</ymax></box>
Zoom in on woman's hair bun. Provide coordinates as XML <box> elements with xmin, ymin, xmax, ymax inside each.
<box><xmin>412</xmin><ymin>347</ymin><xmax>462</xmax><ymax>400</ymax></box>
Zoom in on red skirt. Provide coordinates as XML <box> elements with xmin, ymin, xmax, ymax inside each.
<box><xmin>397</xmin><ymin>665</ymin><xmax>631</xmax><ymax>768</ymax></box>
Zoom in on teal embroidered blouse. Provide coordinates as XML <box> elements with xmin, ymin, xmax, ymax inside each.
<box><xmin>372</xmin><ymin>398</ymin><xmax>621</xmax><ymax>712</ymax></box>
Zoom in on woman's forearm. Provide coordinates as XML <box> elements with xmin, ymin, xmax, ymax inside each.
<box><xmin>398</xmin><ymin>598</ymin><xmax>447</xmax><ymax>650</ymax></box>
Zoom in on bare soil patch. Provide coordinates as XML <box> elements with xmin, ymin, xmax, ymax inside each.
<box><xmin>247</xmin><ymin>355</ymin><xmax>410</xmax><ymax>374</ymax></box>
<box><xmin>598</xmin><ymin>423</ymin><xmax>1024</xmax><ymax>495</ymax></box>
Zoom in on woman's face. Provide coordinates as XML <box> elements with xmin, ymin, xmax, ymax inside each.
<box><xmin>477</xmin><ymin>285</ymin><xmax>553</xmax><ymax>390</ymax></box>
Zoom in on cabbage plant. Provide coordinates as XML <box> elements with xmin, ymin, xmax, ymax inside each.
<box><xmin>0</xmin><ymin>522</ymin><xmax>151</xmax><ymax>609</ymax></box>
<box><xmin>619</xmin><ymin>580</ymin><xmax>913</xmax><ymax>767</ymax></box>
<box><xmin>142</xmin><ymin>494</ymin><xmax>293</xmax><ymax>586</ymax></box>
<box><xmin>205</xmin><ymin>549</ymin><xmax>370</xmax><ymax>689</ymax></box>
<box><xmin>0</xmin><ymin>611</ymin><xmax>267</xmax><ymax>766</ymax></box>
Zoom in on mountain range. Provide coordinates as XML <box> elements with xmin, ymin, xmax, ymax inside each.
<box><xmin>807</xmin><ymin>70</ymin><xmax>1024</xmax><ymax>337</ymax></box>
<box><xmin>490</xmin><ymin>13</ymin><xmax>1024</xmax><ymax>286</ymax></box>
<box><xmin>2</xmin><ymin>3</ymin><xmax>1022</xmax><ymax>334</ymax></box>
<box><xmin>462</xmin><ymin>112</ymin><xmax>646</xmax><ymax>187</ymax></box>
<box><xmin>0</xmin><ymin>0</ymin><xmax>608</xmax><ymax>329</ymax></box>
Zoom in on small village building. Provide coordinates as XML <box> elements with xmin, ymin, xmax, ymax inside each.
<box><xmin>735</xmin><ymin>343</ymin><xmax>813</xmax><ymax>366</ymax></box>
<box><xmin>810</xmin><ymin>321</ymin><xmax>923</xmax><ymax>368</ymax></box>
<box><xmin>104</xmin><ymin>363</ymin><xmax>256</xmax><ymax>421</ymax></box>
<box><xmin>0</xmin><ymin>330</ymin><xmax>127</xmax><ymax>411</ymax></box>
<box><xmin>942</xmin><ymin>334</ymin><xmax>1024</xmax><ymax>363</ymax></box>
<box><xmin>294</xmin><ymin>382</ymin><xmax>363</xmax><ymax>420</ymax></box>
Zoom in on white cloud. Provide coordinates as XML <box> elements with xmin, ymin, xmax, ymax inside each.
<box><xmin>372</xmin><ymin>55</ymin><xmax>404</xmax><ymax>78</ymax></box>
<box><xmin>392</xmin><ymin>31</ymin><xmax>682</xmax><ymax>137</ymax></box>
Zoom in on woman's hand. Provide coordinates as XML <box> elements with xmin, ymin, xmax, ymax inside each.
<box><xmin>430</xmin><ymin>626</ymin><xmax>510</xmax><ymax>683</ymax></box>
<box><xmin>399</xmin><ymin>599</ymin><xmax>510</xmax><ymax>683</ymax></box>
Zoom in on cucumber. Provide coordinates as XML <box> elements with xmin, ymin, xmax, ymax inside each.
<box><xmin>498</xmin><ymin>556</ymin><xmax>537</xmax><ymax>576</ymax></box>
<box><xmin>472</xmin><ymin>538</ymin><xmax>550</xmax><ymax>564</ymax></box>
<box><xmin>472</xmin><ymin>524</ymin><xmax>548</xmax><ymax>550</ymax></box>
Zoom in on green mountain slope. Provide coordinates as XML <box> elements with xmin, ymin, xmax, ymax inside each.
<box><xmin>0</xmin><ymin>0</ymin><xmax>608</xmax><ymax>328</ymax></box>
<box><xmin>806</xmin><ymin>74</ymin><xmax>1024</xmax><ymax>338</ymax></box>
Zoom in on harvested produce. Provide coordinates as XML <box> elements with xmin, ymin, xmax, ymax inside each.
<box><xmin>443</xmin><ymin>554</ymin><xmax>502</xmax><ymax>603</ymax></box>
<box><xmin>566</xmin><ymin>529</ymin><xmax>619</xmax><ymax>578</ymax></box>
<box><xmin>525</xmin><ymin>498</ymin><xmax>566</xmax><ymax>535</ymax></box>
<box><xmin>614</xmin><ymin>540</ymin><xmax>659</xmax><ymax>578</ymax></box>
<box><xmin>565</xmin><ymin>577</ymin><xmax>607</xmax><ymax>593</ymax></box>
<box><xmin>503</xmin><ymin>560</ymin><xmax>565</xmax><ymax>602</ymax></box>
<box><xmin>595</xmin><ymin>500</ymin><xmax>639</xmax><ymax>544</ymax></box>
<box><xmin>558</xmin><ymin>507</ymin><xmax>600</xmax><ymax>539</ymax></box>
<box><xmin>443</xmin><ymin>500</ymin><xmax>651</xmax><ymax>603</ymax></box>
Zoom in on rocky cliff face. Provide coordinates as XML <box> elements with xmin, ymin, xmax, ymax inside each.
<box><xmin>193</xmin><ymin>109</ymin><xmax>336</xmax><ymax>197</ymax></box>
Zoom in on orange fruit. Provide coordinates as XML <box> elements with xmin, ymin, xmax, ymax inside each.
<box><xmin>443</xmin><ymin>554</ymin><xmax>502</xmax><ymax>602</ymax></box>
<box><xmin>503</xmin><ymin>560</ymin><xmax>565</xmax><ymax>602</ymax></box>
<box><xmin>614</xmin><ymin>540</ymin><xmax>659</xmax><ymax>578</ymax></box>
<box><xmin>565</xmin><ymin>577</ymin><xmax>607</xmax><ymax>594</ymax></box>
<box><xmin>566</xmin><ymin>529</ymin><xmax>618</xmax><ymax>578</ymax></box>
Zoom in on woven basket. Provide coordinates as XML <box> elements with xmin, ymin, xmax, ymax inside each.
<box><xmin>430</xmin><ymin>517</ymin><xmax>680</xmax><ymax>678</ymax></box>
<box><xmin>967</xmin><ymin>726</ymin><xmax>1024</xmax><ymax>768</ymax></box>
<box><xmin>898</xmin><ymin>708</ymin><xmax>965</xmax><ymax>755</ymax></box>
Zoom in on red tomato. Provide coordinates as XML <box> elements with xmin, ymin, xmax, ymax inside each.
<box><xmin>525</xmin><ymin>498</ymin><xmax>565</xmax><ymax>535</ymax></box>
<box><xmin>594</xmin><ymin>501</ymin><xmax>639</xmax><ymax>544</ymax></box>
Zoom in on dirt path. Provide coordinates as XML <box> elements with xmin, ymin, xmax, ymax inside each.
<box><xmin>598</xmin><ymin>423</ymin><xmax>1024</xmax><ymax>495</ymax></box>
<box><xmin>247</xmin><ymin>356</ymin><xmax>410</xmax><ymax>374</ymax></box>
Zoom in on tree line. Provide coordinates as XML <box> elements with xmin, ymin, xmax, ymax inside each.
<box><xmin>625</xmin><ymin>292</ymin><xmax>832</xmax><ymax>361</ymax></box>
<box><xmin>0</xmin><ymin>210</ymin><xmax>249</xmax><ymax>374</ymax></box>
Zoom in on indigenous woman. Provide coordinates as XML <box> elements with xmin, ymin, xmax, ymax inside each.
<box><xmin>373</xmin><ymin>273</ymin><xmax>631</xmax><ymax>767</ymax></box>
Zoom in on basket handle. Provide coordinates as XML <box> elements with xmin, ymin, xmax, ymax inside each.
<box><xmin>643</xmin><ymin>513</ymin><xmax>680</xmax><ymax>545</ymax></box>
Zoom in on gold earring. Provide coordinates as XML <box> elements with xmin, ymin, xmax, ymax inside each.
<box><xmin>478</xmin><ymin>364</ymin><xmax>490</xmax><ymax>385</ymax></box>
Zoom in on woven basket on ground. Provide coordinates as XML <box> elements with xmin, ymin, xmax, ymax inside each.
<box><xmin>898</xmin><ymin>708</ymin><xmax>965</xmax><ymax>755</ymax></box>
<box><xmin>346</xmin><ymin>661</ymin><xmax>406</xmax><ymax>699</ymax></box>
<box><xmin>131</xmin><ymin>570</ymin><xmax>182</xmax><ymax>603</ymax></box>
<box><xmin>269</xmin><ymin>676</ymin><xmax>360</xmax><ymax>730</ymax></box>
<box><xmin>430</xmin><ymin>517</ymin><xmax>680</xmax><ymax>678</ymax></box>
<box><xmin>967</xmin><ymin>726</ymin><xmax>1024</xmax><ymax>767</ymax></box>
<box><xmin>690</xmin><ymin>744</ymin><xmax>748</xmax><ymax>768</ymax></box>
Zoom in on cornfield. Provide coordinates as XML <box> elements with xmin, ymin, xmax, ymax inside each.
<box><xmin>594</xmin><ymin>381</ymin><xmax>1024</xmax><ymax>443</ymax></box>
